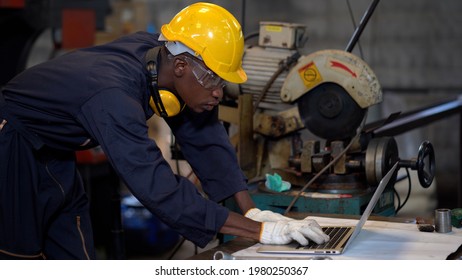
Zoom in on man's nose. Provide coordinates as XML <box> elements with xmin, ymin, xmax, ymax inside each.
<box><xmin>211</xmin><ymin>87</ymin><xmax>223</xmax><ymax>100</ymax></box>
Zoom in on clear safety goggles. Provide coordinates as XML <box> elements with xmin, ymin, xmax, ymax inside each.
<box><xmin>182</xmin><ymin>56</ymin><xmax>227</xmax><ymax>90</ymax></box>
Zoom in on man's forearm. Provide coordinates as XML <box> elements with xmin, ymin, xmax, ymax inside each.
<box><xmin>219</xmin><ymin>211</ymin><xmax>261</xmax><ymax>241</ymax></box>
<box><xmin>233</xmin><ymin>190</ymin><xmax>256</xmax><ymax>215</ymax></box>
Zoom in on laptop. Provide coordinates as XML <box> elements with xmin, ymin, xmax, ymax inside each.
<box><xmin>257</xmin><ymin>161</ymin><xmax>399</xmax><ymax>255</ymax></box>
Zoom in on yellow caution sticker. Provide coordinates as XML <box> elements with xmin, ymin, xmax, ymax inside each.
<box><xmin>265</xmin><ymin>25</ymin><xmax>283</xmax><ymax>32</ymax></box>
<box><xmin>298</xmin><ymin>62</ymin><xmax>323</xmax><ymax>89</ymax></box>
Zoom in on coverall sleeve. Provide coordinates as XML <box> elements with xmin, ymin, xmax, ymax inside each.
<box><xmin>165</xmin><ymin>107</ymin><xmax>250</xmax><ymax>203</ymax></box>
<box><xmin>77</xmin><ymin>90</ymin><xmax>229</xmax><ymax>247</ymax></box>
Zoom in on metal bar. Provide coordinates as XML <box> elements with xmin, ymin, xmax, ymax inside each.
<box><xmin>345</xmin><ymin>0</ymin><xmax>381</xmax><ymax>53</ymax></box>
<box><xmin>371</xmin><ymin>98</ymin><xmax>462</xmax><ymax>137</ymax></box>
<box><xmin>241</xmin><ymin>0</ymin><xmax>246</xmax><ymax>35</ymax></box>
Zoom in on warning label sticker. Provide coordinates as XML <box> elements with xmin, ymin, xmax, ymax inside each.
<box><xmin>298</xmin><ymin>62</ymin><xmax>323</xmax><ymax>89</ymax></box>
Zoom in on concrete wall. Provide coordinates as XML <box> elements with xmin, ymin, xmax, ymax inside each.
<box><xmin>141</xmin><ymin>0</ymin><xmax>462</xmax><ymax>88</ymax></box>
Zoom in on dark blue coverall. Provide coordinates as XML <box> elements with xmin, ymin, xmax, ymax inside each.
<box><xmin>0</xmin><ymin>32</ymin><xmax>248</xmax><ymax>259</ymax></box>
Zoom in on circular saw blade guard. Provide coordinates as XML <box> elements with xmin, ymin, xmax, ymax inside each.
<box><xmin>281</xmin><ymin>49</ymin><xmax>382</xmax><ymax>108</ymax></box>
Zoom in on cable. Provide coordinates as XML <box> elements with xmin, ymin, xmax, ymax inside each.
<box><xmin>395</xmin><ymin>168</ymin><xmax>412</xmax><ymax>214</ymax></box>
<box><xmin>393</xmin><ymin>188</ymin><xmax>401</xmax><ymax>213</ymax></box>
<box><xmin>244</xmin><ymin>31</ymin><xmax>259</xmax><ymax>42</ymax></box>
<box><xmin>252</xmin><ymin>52</ymin><xmax>300</xmax><ymax>113</ymax></box>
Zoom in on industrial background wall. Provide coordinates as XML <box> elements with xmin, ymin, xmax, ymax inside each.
<box><xmin>4</xmin><ymin>0</ymin><xmax>462</xmax><ymax>216</ymax></box>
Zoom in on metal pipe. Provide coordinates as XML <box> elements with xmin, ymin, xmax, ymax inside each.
<box><xmin>345</xmin><ymin>0</ymin><xmax>381</xmax><ymax>53</ymax></box>
<box><xmin>370</xmin><ymin>98</ymin><xmax>462</xmax><ymax>137</ymax></box>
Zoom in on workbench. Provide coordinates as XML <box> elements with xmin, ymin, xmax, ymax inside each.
<box><xmin>188</xmin><ymin>213</ymin><xmax>462</xmax><ymax>260</ymax></box>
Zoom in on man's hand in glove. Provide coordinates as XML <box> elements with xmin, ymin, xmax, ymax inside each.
<box><xmin>259</xmin><ymin>218</ymin><xmax>330</xmax><ymax>246</ymax></box>
<box><xmin>245</xmin><ymin>208</ymin><xmax>292</xmax><ymax>222</ymax></box>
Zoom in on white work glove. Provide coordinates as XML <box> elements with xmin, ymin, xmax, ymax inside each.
<box><xmin>245</xmin><ymin>208</ymin><xmax>292</xmax><ymax>222</ymax></box>
<box><xmin>259</xmin><ymin>218</ymin><xmax>330</xmax><ymax>246</ymax></box>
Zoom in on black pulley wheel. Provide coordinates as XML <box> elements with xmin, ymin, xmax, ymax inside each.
<box><xmin>365</xmin><ymin>137</ymin><xmax>399</xmax><ymax>186</ymax></box>
<box><xmin>416</xmin><ymin>141</ymin><xmax>435</xmax><ymax>188</ymax></box>
<box><xmin>297</xmin><ymin>82</ymin><xmax>366</xmax><ymax>140</ymax></box>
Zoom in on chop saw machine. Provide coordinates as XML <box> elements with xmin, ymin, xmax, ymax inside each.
<box><xmin>222</xmin><ymin>19</ymin><xmax>435</xmax><ymax>217</ymax></box>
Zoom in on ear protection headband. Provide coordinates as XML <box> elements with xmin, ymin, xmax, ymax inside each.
<box><xmin>145</xmin><ymin>47</ymin><xmax>184</xmax><ymax>117</ymax></box>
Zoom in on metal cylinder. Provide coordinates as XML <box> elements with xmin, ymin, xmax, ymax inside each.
<box><xmin>434</xmin><ymin>208</ymin><xmax>452</xmax><ymax>233</ymax></box>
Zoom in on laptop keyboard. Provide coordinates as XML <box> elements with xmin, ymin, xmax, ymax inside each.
<box><xmin>299</xmin><ymin>226</ymin><xmax>351</xmax><ymax>249</ymax></box>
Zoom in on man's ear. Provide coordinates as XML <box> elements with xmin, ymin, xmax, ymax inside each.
<box><xmin>173</xmin><ymin>57</ymin><xmax>186</xmax><ymax>77</ymax></box>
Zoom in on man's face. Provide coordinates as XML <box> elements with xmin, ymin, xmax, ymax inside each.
<box><xmin>175</xmin><ymin>55</ymin><xmax>225</xmax><ymax>113</ymax></box>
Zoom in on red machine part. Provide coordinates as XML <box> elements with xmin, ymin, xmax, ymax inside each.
<box><xmin>0</xmin><ymin>0</ymin><xmax>25</xmax><ymax>8</ymax></box>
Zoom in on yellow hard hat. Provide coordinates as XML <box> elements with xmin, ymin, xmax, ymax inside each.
<box><xmin>161</xmin><ymin>2</ymin><xmax>247</xmax><ymax>84</ymax></box>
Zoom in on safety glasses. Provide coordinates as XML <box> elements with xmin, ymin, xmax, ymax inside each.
<box><xmin>182</xmin><ymin>56</ymin><xmax>227</xmax><ymax>90</ymax></box>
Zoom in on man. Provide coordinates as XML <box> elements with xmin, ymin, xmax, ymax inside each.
<box><xmin>0</xmin><ymin>2</ymin><xmax>329</xmax><ymax>259</ymax></box>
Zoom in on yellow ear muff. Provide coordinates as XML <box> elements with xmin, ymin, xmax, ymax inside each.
<box><xmin>149</xmin><ymin>89</ymin><xmax>184</xmax><ymax>117</ymax></box>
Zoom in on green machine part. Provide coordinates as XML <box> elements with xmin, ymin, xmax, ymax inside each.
<box><xmin>225</xmin><ymin>187</ymin><xmax>395</xmax><ymax>216</ymax></box>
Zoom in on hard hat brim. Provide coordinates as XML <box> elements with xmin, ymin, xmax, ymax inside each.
<box><xmin>218</xmin><ymin>67</ymin><xmax>247</xmax><ymax>84</ymax></box>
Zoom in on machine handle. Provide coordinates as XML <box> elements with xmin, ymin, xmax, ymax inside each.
<box><xmin>416</xmin><ymin>141</ymin><xmax>435</xmax><ymax>188</ymax></box>
<box><xmin>399</xmin><ymin>141</ymin><xmax>435</xmax><ymax>188</ymax></box>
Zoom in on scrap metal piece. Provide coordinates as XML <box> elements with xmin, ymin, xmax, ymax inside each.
<box><xmin>416</xmin><ymin>217</ymin><xmax>435</xmax><ymax>232</ymax></box>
